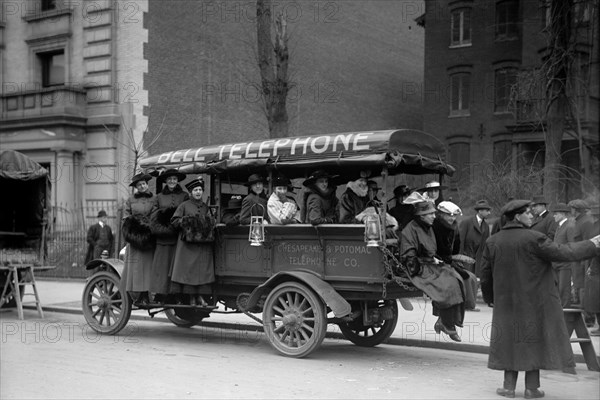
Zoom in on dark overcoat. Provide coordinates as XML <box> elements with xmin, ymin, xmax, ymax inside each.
<box><xmin>121</xmin><ymin>191</ymin><xmax>156</xmax><ymax>293</ymax></box>
<box><xmin>584</xmin><ymin>220</ymin><xmax>600</xmax><ymax>314</ymax></box>
<box><xmin>480</xmin><ymin>222</ymin><xmax>598</xmax><ymax>371</ymax></box>
<box><xmin>531</xmin><ymin>210</ymin><xmax>557</xmax><ymax>240</ymax></box>
<box><xmin>302</xmin><ymin>186</ymin><xmax>339</xmax><ymax>225</ymax></box>
<box><xmin>170</xmin><ymin>198</ymin><xmax>215</xmax><ymax>288</ymax></box>
<box><xmin>553</xmin><ymin>218</ymin><xmax>576</xmax><ymax>270</ymax></box>
<box><xmin>84</xmin><ymin>223</ymin><xmax>113</xmax><ymax>264</ymax></box>
<box><xmin>339</xmin><ymin>188</ymin><xmax>368</xmax><ymax>223</ymax></box>
<box><xmin>389</xmin><ymin>203</ymin><xmax>414</xmax><ymax>232</ymax></box>
<box><xmin>239</xmin><ymin>192</ymin><xmax>269</xmax><ymax>225</ymax></box>
<box><xmin>149</xmin><ymin>185</ymin><xmax>189</xmax><ymax>293</ymax></box>
<box><xmin>458</xmin><ymin>215</ymin><xmax>490</xmax><ymax>276</ymax></box>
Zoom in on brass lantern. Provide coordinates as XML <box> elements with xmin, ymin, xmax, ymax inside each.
<box><xmin>248</xmin><ymin>204</ymin><xmax>265</xmax><ymax>246</ymax></box>
<box><xmin>364</xmin><ymin>213</ymin><xmax>383</xmax><ymax>247</ymax></box>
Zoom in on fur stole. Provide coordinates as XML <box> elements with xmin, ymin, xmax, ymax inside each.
<box><xmin>179</xmin><ymin>213</ymin><xmax>215</xmax><ymax>243</ymax></box>
<box><xmin>151</xmin><ymin>207</ymin><xmax>177</xmax><ymax>237</ymax></box>
<box><xmin>346</xmin><ymin>180</ymin><xmax>368</xmax><ymax>198</ymax></box>
<box><xmin>134</xmin><ymin>191</ymin><xmax>153</xmax><ymax>199</ymax></box>
<box><xmin>122</xmin><ymin>216</ymin><xmax>155</xmax><ymax>250</ymax></box>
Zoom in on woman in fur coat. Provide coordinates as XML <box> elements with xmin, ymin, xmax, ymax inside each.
<box><xmin>301</xmin><ymin>170</ymin><xmax>339</xmax><ymax>225</ymax></box>
<box><xmin>149</xmin><ymin>169</ymin><xmax>188</xmax><ymax>302</ymax></box>
<box><xmin>170</xmin><ymin>177</ymin><xmax>215</xmax><ymax>306</ymax></box>
<box><xmin>121</xmin><ymin>172</ymin><xmax>156</xmax><ymax>305</ymax></box>
<box><xmin>339</xmin><ymin>171</ymin><xmax>370</xmax><ymax>224</ymax></box>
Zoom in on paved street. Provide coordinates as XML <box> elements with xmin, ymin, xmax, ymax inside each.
<box><xmin>2</xmin><ymin>309</ymin><xmax>600</xmax><ymax>399</ymax></box>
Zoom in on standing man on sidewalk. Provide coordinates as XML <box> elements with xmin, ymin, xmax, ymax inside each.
<box><xmin>568</xmin><ymin>199</ymin><xmax>594</xmax><ymax>320</ymax></box>
<box><xmin>480</xmin><ymin>199</ymin><xmax>600</xmax><ymax>399</ymax></box>
<box><xmin>459</xmin><ymin>199</ymin><xmax>491</xmax><ymax>277</ymax></box>
<box><xmin>530</xmin><ymin>196</ymin><xmax>557</xmax><ymax>240</ymax></box>
<box><xmin>84</xmin><ymin>210</ymin><xmax>114</xmax><ymax>265</ymax></box>
<box><xmin>551</xmin><ymin>203</ymin><xmax>576</xmax><ymax>308</ymax></box>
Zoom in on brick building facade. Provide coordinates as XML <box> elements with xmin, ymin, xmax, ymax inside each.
<box><xmin>421</xmin><ymin>0</ymin><xmax>599</xmax><ymax>203</ymax></box>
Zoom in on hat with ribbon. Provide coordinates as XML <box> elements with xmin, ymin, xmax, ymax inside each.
<box><xmin>414</xmin><ymin>201</ymin><xmax>437</xmax><ymax>216</ymax></box>
<box><xmin>225</xmin><ymin>195</ymin><xmax>243</xmax><ymax>210</ymax></box>
<box><xmin>437</xmin><ymin>201</ymin><xmax>462</xmax><ymax>216</ymax></box>
<box><xmin>302</xmin><ymin>170</ymin><xmax>339</xmax><ymax>187</ymax></box>
<box><xmin>97</xmin><ymin>210</ymin><xmax>107</xmax><ymax>218</ymax></box>
<box><xmin>531</xmin><ymin>195</ymin><xmax>548</xmax><ymax>205</ymax></box>
<box><xmin>160</xmin><ymin>168</ymin><xmax>186</xmax><ymax>182</ymax></box>
<box><xmin>243</xmin><ymin>174</ymin><xmax>267</xmax><ymax>187</ymax></box>
<box><xmin>185</xmin><ymin>177</ymin><xmax>205</xmax><ymax>192</ymax></box>
<box><xmin>568</xmin><ymin>199</ymin><xmax>589</xmax><ymax>210</ymax></box>
<box><xmin>549</xmin><ymin>203</ymin><xmax>570</xmax><ymax>213</ymax></box>
<box><xmin>271</xmin><ymin>174</ymin><xmax>292</xmax><ymax>188</ymax></box>
<box><xmin>474</xmin><ymin>199</ymin><xmax>492</xmax><ymax>210</ymax></box>
<box><xmin>501</xmin><ymin>199</ymin><xmax>532</xmax><ymax>216</ymax></box>
<box><xmin>418</xmin><ymin>180</ymin><xmax>447</xmax><ymax>192</ymax></box>
<box><xmin>129</xmin><ymin>172</ymin><xmax>152</xmax><ymax>187</ymax></box>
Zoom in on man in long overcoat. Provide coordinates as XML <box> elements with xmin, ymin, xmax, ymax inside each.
<box><xmin>84</xmin><ymin>210</ymin><xmax>113</xmax><ymax>264</ymax></box>
<box><xmin>480</xmin><ymin>199</ymin><xmax>600</xmax><ymax>399</ymax></box>
<box><xmin>530</xmin><ymin>196</ymin><xmax>557</xmax><ymax>240</ymax></box>
<box><xmin>459</xmin><ymin>199</ymin><xmax>491</xmax><ymax>277</ymax></box>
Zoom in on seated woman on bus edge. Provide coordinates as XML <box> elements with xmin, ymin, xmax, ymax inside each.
<box><xmin>149</xmin><ymin>169</ymin><xmax>188</xmax><ymax>303</ymax></box>
<box><xmin>433</xmin><ymin>201</ymin><xmax>479</xmax><ymax>312</ymax></box>
<box><xmin>339</xmin><ymin>170</ymin><xmax>370</xmax><ymax>224</ymax></box>
<box><xmin>170</xmin><ymin>177</ymin><xmax>215</xmax><ymax>306</ymax></box>
<box><xmin>400</xmin><ymin>193</ymin><xmax>465</xmax><ymax>342</ymax></box>
<box><xmin>301</xmin><ymin>170</ymin><xmax>340</xmax><ymax>225</ymax></box>
<box><xmin>267</xmin><ymin>174</ymin><xmax>301</xmax><ymax>225</ymax></box>
<box><xmin>239</xmin><ymin>174</ymin><xmax>269</xmax><ymax>225</ymax></box>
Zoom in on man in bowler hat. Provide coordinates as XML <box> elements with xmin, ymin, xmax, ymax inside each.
<box><xmin>84</xmin><ymin>210</ymin><xmax>114</xmax><ymax>264</ymax></box>
<box><xmin>459</xmin><ymin>199</ymin><xmax>491</xmax><ymax>277</ymax></box>
<box><xmin>530</xmin><ymin>195</ymin><xmax>557</xmax><ymax>240</ymax></box>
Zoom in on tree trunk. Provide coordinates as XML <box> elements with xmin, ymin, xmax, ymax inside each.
<box><xmin>544</xmin><ymin>94</ymin><xmax>565</xmax><ymax>204</ymax></box>
<box><xmin>256</xmin><ymin>0</ymin><xmax>289</xmax><ymax>137</ymax></box>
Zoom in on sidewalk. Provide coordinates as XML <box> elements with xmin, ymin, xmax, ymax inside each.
<box><xmin>10</xmin><ymin>278</ymin><xmax>600</xmax><ymax>365</ymax></box>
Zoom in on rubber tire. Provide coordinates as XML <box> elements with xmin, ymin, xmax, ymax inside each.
<box><xmin>82</xmin><ymin>271</ymin><xmax>132</xmax><ymax>335</ymax></box>
<box><xmin>164</xmin><ymin>307</ymin><xmax>207</xmax><ymax>328</ymax></box>
<box><xmin>338</xmin><ymin>300</ymin><xmax>398</xmax><ymax>347</ymax></box>
<box><xmin>262</xmin><ymin>281</ymin><xmax>327</xmax><ymax>358</ymax></box>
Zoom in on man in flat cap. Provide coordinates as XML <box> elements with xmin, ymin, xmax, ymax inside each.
<box><xmin>568</xmin><ymin>199</ymin><xmax>594</xmax><ymax>309</ymax></box>
<box><xmin>84</xmin><ymin>210</ymin><xmax>114</xmax><ymax>265</ymax></box>
<box><xmin>481</xmin><ymin>199</ymin><xmax>600</xmax><ymax>399</ymax></box>
<box><xmin>530</xmin><ymin>195</ymin><xmax>557</xmax><ymax>240</ymax></box>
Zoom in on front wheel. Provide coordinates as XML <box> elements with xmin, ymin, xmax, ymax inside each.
<box><xmin>262</xmin><ymin>281</ymin><xmax>327</xmax><ymax>358</ymax></box>
<box><xmin>338</xmin><ymin>299</ymin><xmax>398</xmax><ymax>347</ymax></box>
<box><xmin>82</xmin><ymin>271</ymin><xmax>131</xmax><ymax>334</ymax></box>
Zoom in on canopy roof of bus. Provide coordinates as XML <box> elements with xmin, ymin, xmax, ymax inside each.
<box><xmin>139</xmin><ymin>129</ymin><xmax>454</xmax><ymax>179</ymax></box>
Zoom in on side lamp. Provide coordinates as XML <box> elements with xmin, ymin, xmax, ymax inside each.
<box><xmin>249</xmin><ymin>204</ymin><xmax>266</xmax><ymax>246</ymax></box>
<box><xmin>364</xmin><ymin>213</ymin><xmax>383</xmax><ymax>247</ymax></box>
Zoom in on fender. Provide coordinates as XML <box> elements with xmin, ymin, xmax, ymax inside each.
<box><xmin>245</xmin><ymin>270</ymin><xmax>351</xmax><ymax>317</ymax></box>
<box><xmin>85</xmin><ymin>258</ymin><xmax>124</xmax><ymax>277</ymax></box>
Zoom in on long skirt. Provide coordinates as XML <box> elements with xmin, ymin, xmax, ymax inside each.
<box><xmin>120</xmin><ymin>244</ymin><xmax>154</xmax><ymax>293</ymax></box>
<box><xmin>149</xmin><ymin>243</ymin><xmax>176</xmax><ymax>294</ymax></box>
<box><xmin>170</xmin><ymin>240</ymin><xmax>215</xmax><ymax>294</ymax></box>
<box><xmin>411</xmin><ymin>263</ymin><xmax>465</xmax><ymax>308</ymax></box>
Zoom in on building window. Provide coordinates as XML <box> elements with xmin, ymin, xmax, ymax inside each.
<box><xmin>450</xmin><ymin>8</ymin><xmax>471</xmax><ymax>47</ymax></box>
<box><xmin>41</xmin><ymin>0</ymin><xmax>57</xmax><ymax>11</ymax></box>
<box><xmin>39</xmin><ymin>51</ymin><xmax>65</xmax><ymax>87</ymax></box>
<box><xmin>495</xmin><ymin>67</ymin><xmax>517</xmax><ymax>113</ymax></box>
<box><xmin>493</xmin><ymin>140</ymin><xmax>512</xmax><ymax>165</ymax></box>
<box><xmin>495</xmin><ymin>0</ymin><xmax>519</xmax><ymax>40</ymax></box>
<box><xmin>450</xmin><ymin>73</ymin><xmax>470</xmax><ymax>116</ymax></box>
<box><xmin>448</xmin><ymin>142</ymin><xmax>471</xmax><ymax>187</ymax></box>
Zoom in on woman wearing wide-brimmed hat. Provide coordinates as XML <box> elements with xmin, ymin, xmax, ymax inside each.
<box><xmin>301</xmin><ymin>170</ymin><xmax>340</xmax><ymax>225</ymax></box>
<box><xmin>267</xmin><ymin>174</ymin><xmax>300</xmax><ymax>225</ymax></box>
<box><xmin>148</xmin><ymin>168</ymin><xmax>188</xmax><ymax>302</ymax></box>
<box><xmin>389</xmin><ymin>185</ymin><xmax>415</xmax><ymax>231</ymax></box>
<box><xmin>239</xmin><ymin>174</ymin><xmax>269</xmax><ymax>225</ymax></box>
<box><xmin>120</xmin><ymin>172</ymin><xmax>156</xmax><ymax>305</ymax></box>
<box><xmin>170</xmin><ymin>177</ymin><xmax>215</xmax><ymax>306</ymax></box>
<box><xmin>400</xmin><ymin>193</ymin><xmax>465</xmax><ymax>342</ymax></box>
<box><xmin>418</xmin><ymin>180</ymin><xmax>447</xmax><ymax>204</ymax></box>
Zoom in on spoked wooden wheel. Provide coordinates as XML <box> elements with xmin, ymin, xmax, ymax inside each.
<box><xmin>338</xmin><ymin>299</ymin><xmax>398</xmax><ymax>347</ymax></box>
<box><xmin>262</xmin><ymin>281</ymin><xmax>327</xmax><ymax>358</ymax></box>
<box><xmin>82</xmin><ymin>271</ymin><xmax>131</xmax><ymax>334</ymax></box>
<box><xmin>164</xmin><ymin>307</ymin><xmax>208</xmax><ymax>328</ymax></box>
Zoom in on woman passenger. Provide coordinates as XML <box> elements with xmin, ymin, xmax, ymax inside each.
<box><xmin>400</xmin><ymin>193</ymin><xmax>465</xmax><ymax>342</ymax></box>
<box><xmin>302</xmin><ymin>170</ymin><xmax>339</xmax><ymax>225</ymax></box>
<box><xmin>170</xmin><ymin>177</ymin><xmax>215</xmax><ymax>306</ymax></box>
<box><xmin>121</xmin><ymin>172</ymin><xmax>156</xmax><ymax>306</ymax></box>
<box><xmin>149</xmin><ymin>169</ymin><xmax>188</xmax><ymax>303</ymax></box>
<box><xmin>239</xmin><ymin>174</ymin><xmax>269</xmax><ymax>225</ymax></box>
<box><xmin>267</xmin><ymin>174</ymin><xmax>300</xmax><ymax>225</ymax></box>
<box><xmin>339</xmin><ymin>171</ymin><xmax>370</xmax><ymax>223</ymax></box>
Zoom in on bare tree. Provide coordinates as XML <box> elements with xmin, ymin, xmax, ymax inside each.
<box><xmin>256</xmin><ymin>0</ymin><xmax>291</xmax><ymax>137</ymax></box>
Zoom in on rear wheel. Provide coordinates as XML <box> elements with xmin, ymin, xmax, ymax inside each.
<box><xmin>164</xmin><ymin>307</ymin><xmax>208</xmax><ymax>328</ymax></box>
<box><xmin>262</xmin><ymin>281</ymin><xmax>327</xmax><ymax>358</ymax></box>
<box><xmin>338</xmin><ymin>299</ymin><xmax>398</xmax><ymax>347</ymax></box>
<box><xmin>82</xmin><ymin>271</ymin><xmax>131</xmax><ymax>334</ymax></box>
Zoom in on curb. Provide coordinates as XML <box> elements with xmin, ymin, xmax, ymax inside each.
<box><xmin>26</xmin><ymin>305</ymin><xmax>596</xmax><ymax>365</ymax></box>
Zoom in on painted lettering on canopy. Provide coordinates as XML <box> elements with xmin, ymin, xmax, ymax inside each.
<box><xmin>154</xmin><ymin>132</ymin><xmax>374</xmax><ymax>165</ymax></box>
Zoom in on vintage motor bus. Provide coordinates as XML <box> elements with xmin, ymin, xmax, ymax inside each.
<box><xmin>82</xmin><ymin>129</ymin><xmax>455</xmax><ymax>358</ymax></box>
